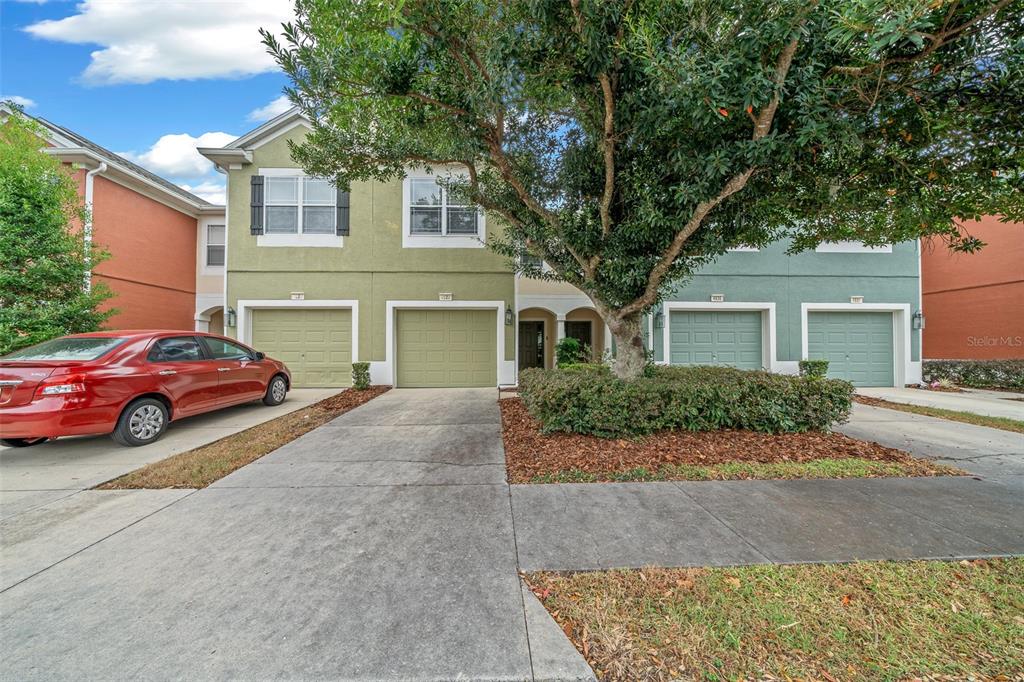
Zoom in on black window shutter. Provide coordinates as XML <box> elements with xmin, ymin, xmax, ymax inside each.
<box><xmin>336</xmin><ymin>188</ymin><xmax>350</xmax><ymax>236</ymax></box>
<box><xmin>250</xmin><ymin>175</ymin><xmax>264</xmax><ymax>235</ymax></box>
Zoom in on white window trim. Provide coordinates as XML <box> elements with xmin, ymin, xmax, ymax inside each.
<box><xmin>235</xmin><ymin>299</ymin><xmax>360</xmax><ymax>363</ymax></box>
<box><xmin>203</xmin><ymin>223</ymin><xmax>226</xmax><ymax>271</ymax></box>
<box><xmin>660</xmin><ymin>301</ymin><xmax>778</xmax><ymax>372</ymax></box>
<box><xmin>815</xmin><ymin>241</ymin><xmax>892</xmax><ymax>253</ymax></box>
<box><xmin>375</xmin><ymin>300</ymin><xmax>514</xmax><ymax>386</ymax></box>
<box><xmin>800</xmin><ymin>302</ymin><xmax>912</xmax><ymax>387</ymax></box>
<box><xmin>257</xmin><ymin>167</ymin><xmax>343</xmax><ymax>249</ymax></box>
<box><xmin>726</xmin><ymin>245</ymin><xmax>760</xmax><ymax>252</ymax></box>
<box><xmin>401</xmin><ymin>174</ymin><xmax>485</xmax><ymax>249</ymax></box>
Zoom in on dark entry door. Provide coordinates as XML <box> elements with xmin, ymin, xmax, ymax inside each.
<box><xmin>565</xmin><ymin>321</ymin><xmax>593</xmax><ymax>350</ymax></box>
<box><xmin>518</xmin><ymin>321</ymin><xmax>545</xmax><ymax>369</ymax></box>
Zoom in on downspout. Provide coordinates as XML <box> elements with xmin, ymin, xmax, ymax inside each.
<box><xmin>83</xmin><ymin>162</ymin><xmax>107</xmax><ymax>291</ymax></box>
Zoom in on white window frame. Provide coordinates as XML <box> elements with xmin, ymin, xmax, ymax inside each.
<box><xmin>402</xmin><ymin>173</ymin><xmax>485</xmax><ymax>249</ymax></box>
<box><xmin>726</xmin><ymin>245</ymin><xmax>760</xmax><ymax>252</ymax></box>
<box><xmin>257</xmin><ymin>168</ymin><xmax>343</xmax><ymax>248</ymax></box>
<box><xmin>204</xmin><ymin>223</ymin><xmax>225</xmax><ymax>269</ymax></box>
<box><xmin>815</xmin><ymin>241</ymin><xmax>892</xmax><ymax>254</ymax></box>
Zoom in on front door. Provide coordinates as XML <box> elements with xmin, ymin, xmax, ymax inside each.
<box><xmin>518</xmin><ymin>321</ymin><xmax>545</xmax><ymax>369</ymax></box>
<box><xmin>565</xmin><ymin>321</ymin><xmax>593</xmax><ymax>353</ymax></box>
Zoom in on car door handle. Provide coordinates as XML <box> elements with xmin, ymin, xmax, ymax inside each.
<box><xmin>218</xmin><ymin>367</ymin><xmax>232</xmax><ymax>372</ymax></box>
<box><xmin>158</xmin><ymin>370</ymin><xmax>177</xmax><ymax>375</ymax></box>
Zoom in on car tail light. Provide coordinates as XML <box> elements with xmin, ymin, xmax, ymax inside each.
<box><xmin>36</xmin><ymin>375</ymin><xmax>87</xmax><ymax>398</ymax></box>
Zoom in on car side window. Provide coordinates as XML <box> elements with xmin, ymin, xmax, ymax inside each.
<box><xmin>202</xmin><ymin>337</ymin><xmax>254</xmax><ymax>361</ymax></box>
<box><xmin>147</xmin><ymin>337</ymin><xmax>205</xmax><ymax>363</ymax></box>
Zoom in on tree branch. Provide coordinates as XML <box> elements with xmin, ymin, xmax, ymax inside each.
<box><xmin>598</xmin><ymin>73</ymin><xmax>616</xmax><ymax>238</ymax></box>
<box><xmin>619</xmin><ymin>32</ymin><xmax>803</xmax><ymax>317</ymax></box>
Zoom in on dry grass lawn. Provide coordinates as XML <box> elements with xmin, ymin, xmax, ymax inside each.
<box><xmin>527</xmin><ymin>559</ymin><xmax>1024</xmax><ymax>681</ymax></box>
<box><xmin>99</xmin><ymin>386</ymin><xmax>389</xmax><ymax>489</ymax></box>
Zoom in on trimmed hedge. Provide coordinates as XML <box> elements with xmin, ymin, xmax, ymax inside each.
<box><xmin>351</xmin><ymin>362</ymin><xmax>371</xmax><ymax>390</ymax></box>
<box><xmin>798</xmin><ymin>359</ymin><xmax>829</xmax><ymax>378</ymax></box>
<box><xmin>519</xmin><ymin>365</ymin><xmax>854</xmax><ymax>437</ymax></box>
<box><xmin>923</xmin><ymin>360</ymin><xmax>1024</xmax><ymax>390</ymax></box>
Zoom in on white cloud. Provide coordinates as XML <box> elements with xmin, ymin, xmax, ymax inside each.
<box><xmin>121</xmin><ymin>131</ymin><xmax>237</xmax><ymax>177</ymax></box>
<box><xmin>247</xmin><ymin>95</ymin><xmax>293</xmax><ymax>122</ymax></box>
<box><xmin>25</xmin><ymin>1</ymin><xmax>295</xmax><ymax>85</ymax></box>
<box><xmin>179</xmin><ymin>180</ymin><xmax>226</xmax><ymax>205</ymax></box>
<box><xmin>2</xmin><ymin>95</ymin><xmax>37</xmax><ymax>109</ymax></box>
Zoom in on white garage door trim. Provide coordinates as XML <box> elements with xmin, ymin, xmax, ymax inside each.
<box><xmin>236</xmin><ymin>299</ymin><xmax>360</xmax><ymax>362</ymax></box>
<box><xmin>378</xmin><ymin>300</ymin><xmax>514</xmax><ymax>387</ymax></box>
<box><xmin>661</xmin><ymin>301</ymin><xmax>778</xmax><ymax>371</ymax></box>
<box><xmin>800</xmin><ymin>303</ymin><xmax>911</xmax><ymax>387</ymax></box>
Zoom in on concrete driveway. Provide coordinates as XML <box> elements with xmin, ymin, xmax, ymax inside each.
<box><xmin>858</xmin><ymin>386</ymin><xmax>1024</xmax><ymax>420</ymax></box>
<box><xmin>0</xmin><ymin>388</ymin><xmax>339</xmax><ymax>519</ymax></box>
<box><xmin>0</xmin><ymin>388</ymin><xmax>592</xmax><ymax>681</ymax></box>
<box><xmin>839</xmin><ymin>401</ymin><xmax>1024</xmax><ymax>479</ymax></box>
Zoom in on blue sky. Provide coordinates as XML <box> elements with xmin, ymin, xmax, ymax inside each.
<box><xmin>1</xmin><ymin>1</ymin><xmax>300</xmax><ymax>203</ymax></box>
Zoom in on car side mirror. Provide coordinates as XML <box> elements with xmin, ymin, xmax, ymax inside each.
<box><xmin>254</xmin><ymin>352</ymin><xmax>265</xmax><ymax>360</ymax></box>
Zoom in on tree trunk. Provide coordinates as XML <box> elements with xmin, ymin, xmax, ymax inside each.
<box><xmin>607</xmin><ymin>311</ymin><xmax>646</xmax><ymax>380</ymax></box>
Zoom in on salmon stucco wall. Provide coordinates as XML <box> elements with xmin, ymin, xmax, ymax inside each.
<box><xmin>922</xmin><ymin>218</ymin><xmax>1024</xmax><ymax>359</ymax></box>
<box><xmin>90</xmin><ymin>176</ymin><xmax>198</xmax><ymax>330</ymax></box>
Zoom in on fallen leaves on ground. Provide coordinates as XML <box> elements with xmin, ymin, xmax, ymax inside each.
<box><xmin>501</xmin><ymin>397</ymin><xmax>956</xmax><ymax>482</ymax></box>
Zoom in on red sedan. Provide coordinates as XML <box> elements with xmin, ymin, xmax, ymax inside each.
<box><xmin>0</xmin><ymin>331</ymin><xmax>291</xmax><ymax>448</ymax></box>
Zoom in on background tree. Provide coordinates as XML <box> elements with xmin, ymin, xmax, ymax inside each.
<box><xmin>0</xmin><ymin>107</ymin><xmax>113</xmax><ymax>355</ymax></box>
<box><xmin>266</xmin><ymin>0</ymin><xmax>1023</xmax><ymax>378</ymax></box>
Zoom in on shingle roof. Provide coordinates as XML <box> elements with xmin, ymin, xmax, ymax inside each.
<box><xmin>33</xmin><ymin>115</ymin><xmax>219</xmax><ymax>208</ymax></box>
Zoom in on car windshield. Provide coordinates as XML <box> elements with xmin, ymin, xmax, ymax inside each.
<box><xmin>1</xmin><ymin>337</ymin><xmax>127</xmax><ymax>362</ymax></box>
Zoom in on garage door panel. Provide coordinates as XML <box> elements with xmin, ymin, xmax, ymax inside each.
<box><xmin>807</xmin><ymin>311</ymin><xmax>894</xmax><ymax>387</ymax></box>
<box><xmin>396</xmin><ymin>309</ymin><xmax>497</xmax><ymax>387</ymax></box>
<box><xmin>669</xmin><ymin>310</ymin><xmax>763</xmax><ymax>370</ymax></box>
<box><xmin>251</xmin><ymin>308</ymin><xmax>352</xmax><ymax>388</ymax></box>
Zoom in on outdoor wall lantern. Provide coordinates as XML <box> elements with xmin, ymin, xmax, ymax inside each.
<box><xmin>505</xmin><ymin>305</ymin><xmax>514</xmax><ymax>326</ymax></box>
<box><xmin>912</xmin><ymin>310</ymin><xmax>925</xmax><ymax>330</ymax></box>
<box><xmin>654</xmin><ymin>310</ymin><xmax>665</xmax><ymax>329</ymax></box>
<box><xmin>226</xmin><ymin>307</ymin><xmax>237</xmax><ymax>328</ymax></box>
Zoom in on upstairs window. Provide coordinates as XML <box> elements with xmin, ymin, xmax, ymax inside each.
<box><xmin>206</xmin><ymin>224</ymin><xmax>225</xmax><ymax>267</ymax></box>
<box><xmin>408</xmin><ymin>178</ymin><xmax>478</xmax><ymax>237</ymax></box>
<box><xmin>265</xmin><ymin>176</ymin><xmax>335</xmax><ymax>235</ymax></box>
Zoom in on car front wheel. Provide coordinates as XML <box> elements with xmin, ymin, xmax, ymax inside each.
<box><xmin>112</xmin><ymin>398</ymin><xmax>169</xmax><ymax>447</ymax></box>
<box><xmin>262</xmin><ymin>375</ymin><xmax>288</xmax><ymax>406</ymax></box>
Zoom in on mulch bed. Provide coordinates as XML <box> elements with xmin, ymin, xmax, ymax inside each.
<box><xmin>500</xmin><ymin>397</ymin><xmax>948</xmax><ymax>483</ymax></box>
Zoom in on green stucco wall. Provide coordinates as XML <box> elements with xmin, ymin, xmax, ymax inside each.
<box><xmin>652</xmin><ymin>239</ymin><xmax>922</xmax><ymax>364</ymax></box>
<box><xmin>224</xmin><ymin>127</ymin><xmax>515</xmax><ymax>362</ymax></box>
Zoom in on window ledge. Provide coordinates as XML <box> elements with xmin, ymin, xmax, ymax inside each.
<box><xmin>402</xmin><ymin>234</ymin><xmax>484</xmax><ymax>249</ymax></box>
<box><xmin>257</xmin><ymin>234</ymin><xmax>344</xmax><ymax>248</ymax></box>
<box><xmin>815</xmin><ymin>241</ymin><xmax>892</xmax><ymax>253</ymax></box>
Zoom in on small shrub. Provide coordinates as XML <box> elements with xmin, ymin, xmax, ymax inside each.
<box><xmin>555</xmin><ymin>337</ymin><xmax>590</xmax><ymax>366</ymax></box>
<box><xmin>352</xmin><ymin>361</ymin><xmax>370</xmax><ymax>390</ymax></box>
<box><xmin>799</xmin><ymin>359</ymin><xmax>829</xmax><ymax>378</ymax></box>
<box><xmin>518</xmin><ymin>365</ymin><xmax>854</xmax><ymax>437</ymax></box>
<box><xmin>923</xmin><ymin>360</ymin><xmax>1024</xmax><ymax>390</ymax></box>
<box><xmin>558</xmin><ymin>362</ymin><xmax>610</xmax><ymax>374</ymax></box>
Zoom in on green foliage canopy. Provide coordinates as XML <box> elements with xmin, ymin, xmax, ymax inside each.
<box><xmin>0</xmin><ymin>107</ymin><xmax>113</xmax><ymax>355</ymax></box>
<box><xmin>265</xmin><ymin>0</ymin><xmax>1023</xmax><ymax>374</ymax></box>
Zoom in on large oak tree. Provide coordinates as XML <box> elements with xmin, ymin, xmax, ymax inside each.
<box><xmin>265</xmin><ymin>0</ymin><xmax>1023</xmax><ymax>378</ymax></box>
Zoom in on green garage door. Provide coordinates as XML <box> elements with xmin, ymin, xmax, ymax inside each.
<box><xmin>396</xmin><ymin>309</ymin><xmax>496</xmax><ymax>387</ymax></box>
<box><xmin>807</xmin><ymin>311</ymin><xmax>894</xmax><ymax>386</ymax></box>
<box><xmin>669</xmin><ymin>310</ymin><xmax>763</xmax><ymax>369</ymax></box>
<box><xmin>251</xmin><ymin>308</ymin><xmax>352</xmax><ymax>387</ymax></box>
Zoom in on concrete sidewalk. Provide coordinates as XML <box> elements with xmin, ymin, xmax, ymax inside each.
<box><xmin>0</xmin><ymin>388</ymin><xmax>593</xmax><ymax>682</ymax></box>
<box><xmin>858</xmin><ymin>386</ymin><xmax>1024</xmax><ymax>420</ymax></box>
<box><xmin>512</xmin><ymin>476</ymin><xmax>1024</xmax><ymax>571</ymax></box>
<box><xmin>839</xmin><ymin>402</ymin><xmax>1024</xmax><ymax>479</ymax></box>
